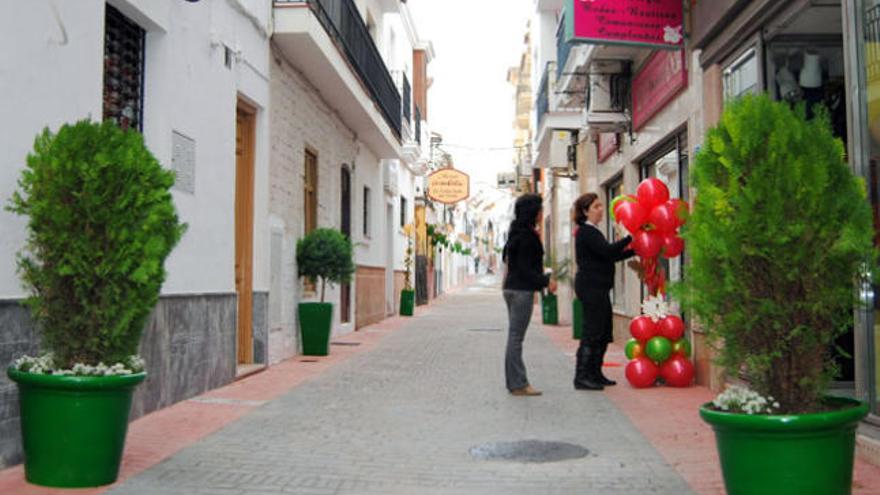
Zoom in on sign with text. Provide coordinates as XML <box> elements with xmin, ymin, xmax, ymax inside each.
<box><xmin>427</xmin><ymin>168</ymin><xmax>470</xmax><ymax>205</ymax></box>
<box><xmin>632</xmin><ymin>49</ymin><xmax>687</xmax><ymax>131</ymax></box>
<box><xmin>565</xmin><ymin>0</ymin><xmax>684</xmax><ymax>49</ymax></box>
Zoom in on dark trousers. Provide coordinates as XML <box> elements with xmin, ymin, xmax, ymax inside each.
<box><xmin>503</xmin><ymin>289</ymin><xmax>534</xmax><ymax>391</ymax></box>
<box><xmin>575</xmin><ymin>286</ymin><xmax>613</xmax><ymax>382</ymax></box>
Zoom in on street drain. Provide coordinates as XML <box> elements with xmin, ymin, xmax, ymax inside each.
<box><xmin>466</xmin><ymin>328</ymin><xmax>502</xmax><ymax>332</ymax></box>
<box><xmin>330</xmin><ymin>342</ymin><xmax>361</xmax><ymax>346</ymax></box>
<box><xmin>469</xmin><ymin>440</ymin><xmax>589</xmax><ymax>463</ymax></box>
<box><xmin>299</xmin><ymin>358</ymin><xmax>320</xmax><ymax>363</ymax></box>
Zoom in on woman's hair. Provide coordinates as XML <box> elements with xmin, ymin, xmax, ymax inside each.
<box><xmin>510</xmin><ymin>193</ymin><xmax>543</xmax><ymax>230</ymax></box>
<box><xmin>572</xmin><ymin>192</ymin><xmax>599</xmax><ymax>224</ymax></box>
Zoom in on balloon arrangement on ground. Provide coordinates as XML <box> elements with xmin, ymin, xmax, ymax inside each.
<box><xmin>612</xmin><ymin>178</ymin><xmax>695</xmax><ymax>388</ymax></box>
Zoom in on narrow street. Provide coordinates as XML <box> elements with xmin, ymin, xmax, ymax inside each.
<box><xmin>102</xmin><ymin>277</ymin><xmax>691</xmax><ymax>495</ymax></box>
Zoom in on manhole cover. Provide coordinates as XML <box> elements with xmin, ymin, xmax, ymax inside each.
<box><xmin>330</xmin><ymin>342</ymin><xmax>361</xmax><ymax>346</ymax></box>
<box><xmin>466</xmin><ymin>328</ymin><xmax>502</xmax><ymax>332</ymax></box>
<box><xmin>469</xmin><ymin>440</ymin><xmax>589</xmax><ymax>463</ymax></box>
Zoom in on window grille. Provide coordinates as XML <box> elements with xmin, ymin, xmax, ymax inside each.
<box><xmin>103</xmin><ymin>5</ymin><xmax>145</xmax><ymax>131</ymax></box>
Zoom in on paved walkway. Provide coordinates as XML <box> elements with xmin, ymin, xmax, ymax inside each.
<box><xmin>2</xmin><ymin>276</ymin><xmax>879</xmax><ymax>494</ymax></box>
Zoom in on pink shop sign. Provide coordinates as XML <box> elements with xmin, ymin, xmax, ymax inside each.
<box><xmin>565</xmin><ymin>0</ymin><xmax>684</xmax><ymax>49</ymax></box>
<box><xmin>632</xmin><ymin>49</ymin><xmax>687</xmax><ymax>131</ymax></box>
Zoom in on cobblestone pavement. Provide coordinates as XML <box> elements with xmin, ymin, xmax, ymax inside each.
<box><xmin>107</xmin><ymin>278</ymin><xmax>693</xmax><ymax>495</ymax></box>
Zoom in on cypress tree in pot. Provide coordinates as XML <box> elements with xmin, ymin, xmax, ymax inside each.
<box><xmin>678</xmin><ymin>94</ymin><xmax>876</xmax><ymax>495</ymax></box>
<box><xmin>6</xmin><ymin>120</ymin><xmax>185</xmax><ymax>487</ymax></box>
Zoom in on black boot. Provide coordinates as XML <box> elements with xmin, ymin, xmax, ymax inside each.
<box><xmin>574</xmin><ymin>344</ymin><xmax>604</xmax><ymax>390</ymax></box>
<box><xmin>594</xmin><ymin>343</ymin><xmax>616</xmax><ymax>386</ymax></box>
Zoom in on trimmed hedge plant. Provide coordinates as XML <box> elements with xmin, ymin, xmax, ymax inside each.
<box><xmin>296</xmin><ymin>228</ymin><xmax>354</xmax><ymax>303</ymax></box>
<box><xmin>7</xmin><ymin>120</ymin><xmax>186</xmax><ymax>370</ymax></box>
<box><xmin>678</xmin><ymin>94</ymin><xmax>875</xmax><ymax>414</ymax></box>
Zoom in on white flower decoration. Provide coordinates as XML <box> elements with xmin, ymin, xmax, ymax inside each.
<box><xmin>663</xmin><ymin>25</ymin><xmax>683</xmax><ymax>44</ymax></box>
<box><xmin>641</xmin><ymin>295</ymin><xmax>669</xmax><ymax>322</ymax></box>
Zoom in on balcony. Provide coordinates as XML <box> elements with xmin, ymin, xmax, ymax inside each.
<box><xmin>274</xmin><ymin>0</ymin><xmax>402</xmax><ymax>157</ymax></box>
<box><xmin>533</xmin><ymin>61</ymin><xmax>582</xmax><ymax>169</ymax></box>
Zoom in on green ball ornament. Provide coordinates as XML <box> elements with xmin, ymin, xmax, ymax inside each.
<box><xmin>672</xmin><ymin>338</ymin><xmax>691</xmax><ymax>358</ymax></box>
<box><xmin>645</xmin><ymin>336</ymin><xmax>673</xmax><ymax>363</ymax></box>
<box><xmin>624</xmin><ymin>338</ymin><xmax>644</xmax><ymax>360</ymax></box>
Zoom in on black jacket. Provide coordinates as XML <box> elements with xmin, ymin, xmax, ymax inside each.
<box><xmin>574</xmin><ymin>221</ymin><xmax>634</xmax><ymax>291</ymax></box>
<box><xmin>503</xmin><ymin>225</ymin><xmax>550</xmax><ymax>291</ymax></box>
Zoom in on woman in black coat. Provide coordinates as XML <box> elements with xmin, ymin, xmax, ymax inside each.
<box><xmin>502</xmin><ymin>194</ymin><xmax>557</xmax><ymax>396</ymax></box>
<box><xmin>572</xmin><ymin>193</ymin><xmax>634</xmax><ymax>390</ymax></box>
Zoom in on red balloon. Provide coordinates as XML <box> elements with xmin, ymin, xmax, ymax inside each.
<box><xmin>666</xmin><ymin>199</ymin><xmax>689</xmax><ymax>227</ymax></box>
<box><xmin>631</xmin><ymin>230</ymin><xmax>663</xmax><ymax>258</ymax></box>
<box><xmin>661</xmin><ymin>234</ymin><xmax>684</xmax><ymax>259</ymax></box>
<box><xmin>615</xmin><ymin>201</ymin><xmax>647</xmax><ymax>233</ymax></box>
<box><xmin>637</xmin><ymin>178</ymin><xmax>670</xmax><ymax>210</ymax></box>
<box><xmin>629</xmin><ymin>315</ymin><xmax>658</xmax><ymax>342</ymax></box>
<box><xmin>612</xmin><ymin>194</ymin><xmax>637</xmax><ymax>219</ymax></box>
<box><xmin>626</xmin><ymin>357</ymin><xmax>659</xmax><ymax>388</ymax></box>
<box><xmin>660</xmin><ymin>355</ymin><xmax>694</xmax><ymax>387</ymax></box>
<box><xmin>658</xmin><ymin>315</ymin><xmax>685</xmax><ymax>341</ymax></box>
<box><xmin>647</xmin><ymin>203</ymin><xmax>678</xmax><ymax>233</ymax></box>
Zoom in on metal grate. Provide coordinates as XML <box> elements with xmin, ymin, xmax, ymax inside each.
<box><xmin>103</xmin><ymin>4</ymin><xmax>145</xmax><ymax>131</ymax></box>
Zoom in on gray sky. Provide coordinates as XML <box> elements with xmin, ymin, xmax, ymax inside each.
<box><xmin>408</xmin><ymin>0</ymin><xmax>534</xmax><ymax>192</ymax></box>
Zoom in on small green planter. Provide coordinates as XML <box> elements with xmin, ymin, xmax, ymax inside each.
<box><xmin>541</xmin><ymin>293</ymin><xmax>558</xmax><ymax>325</ymax></box>
<box><xmin>572</xmin><ymin>298</ymin><xmax>583</xmax><ymax>340</ymax></box>
<box><xmin>7</xmin><ymin>368</ymin><xmax>146</xmax><ymax>487</ymax></box>
<box><xmin>700</xmin><ymin>397</ymin><xmax>868</xmax><ymax>495</ymax></box>
<box><xmin>399</xmin><ymin>289</ymin><xmax>415</xmax><ymax>316</ymax></box>
<box><xmin>298</xmin><ymin>302</ymin><xmax>333</xmax><ymax>356</ymax></box>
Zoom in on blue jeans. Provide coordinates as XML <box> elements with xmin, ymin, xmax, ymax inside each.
<box><xmin>503</xmin><ymin>290</ymin><xmax>535</xmax><ymax>391</ymax></box>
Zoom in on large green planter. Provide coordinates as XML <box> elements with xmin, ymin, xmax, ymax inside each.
<box><xmin>541</xmin><ymin>293</ymin><xmax>558</xmax><ymax>325</ymax></box>
<box><xmin>700</xmin><ymin>396</ymin><xmax>868</xmax><ymax>495</ymax></box>
<box><xmin>7</xmin><ymin>367</ymin><xmax>146</xmax><ymax>487</ymax></box>
<box><xmin>572</xmin><ymin>298</ymin><xmax>583</xmax><ymax>340</ymax></box>
<box><xmin>298</xmin><ymin>302</ymin><xmax>333</xmax><ymax>356</ymax></box>
<box><xmin>399</xmin><ymin>289</ymin><xmax>415</xmax><ymax>316</ymax></box>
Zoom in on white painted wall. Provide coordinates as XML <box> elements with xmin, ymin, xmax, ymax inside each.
<box><xmin>0</xmin><ymin>0</ymin><xmax>271</xmax><ymax>298</ymax></box>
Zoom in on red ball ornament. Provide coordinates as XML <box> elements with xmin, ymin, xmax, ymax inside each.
<box><xmin>615</xmin><ymin>200</ymin><xmax>647</xmax><ymax>233</ymax></box>
<box><xmin>658</xmin><ymin>315</ymin><xmax>685</xmax><ymax>341</ymax></box>
<box><xmin>661</xmin><ymin>234</ymin><xmax>684</xmax><ymax>259</ymax></box>
<box><xmin>637</xmin><ymin>178</ymin><xmax>670</xmax><ymax>210</ymax></box>
<box><xmin>660</xmin><ymin>355</ymin><xmax>694</xmax><ymax>387</ymax></box>
<box><xmin>647</xmin><ymin>203</ymin><xmax>678</xmax><ymax>234</ymax></box>
<box><xmin>632</xmin><ymin>230</ymin><xmax>663</xmax><ymax>259</ymax></box>
<box><xmin>629</xmin><ymin>315</ymin><xmax>658</xmax><ymax>342</ymax></box>
<box><xmin>626</xmin><ymin>357</ymin><xmax>659</xmax><ymax>388</ymax></box>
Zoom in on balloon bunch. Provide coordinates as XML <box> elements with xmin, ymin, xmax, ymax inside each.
<box><xmin>612</xmin><ymin>178</ymin><xmax>695</xmax><ymax>388</ymax></box>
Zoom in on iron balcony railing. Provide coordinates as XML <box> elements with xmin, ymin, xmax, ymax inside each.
<box><xmin>535</xmin><ymin>61</ymin><xmax>554</xmax><ymax>128</ymax></box>
<box><xmin>402</xmin><ymin>72</ymin><xmax>411</xmax><ymax>125</ymax></box>
<box><xmin>556</xmin><ymin>14</ymin><xmax>572</xmax><ymax>79</ymax></box>
<box><xmin>277</xmin><ymin>0</ymin><xmax>401</xmax><ymax>137</ymax></box>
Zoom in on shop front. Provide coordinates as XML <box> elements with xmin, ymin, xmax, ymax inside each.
<box><xmin>694</xmin><ymin>0</ymin><xmax>880</xmax><ymax>462</ymax></box>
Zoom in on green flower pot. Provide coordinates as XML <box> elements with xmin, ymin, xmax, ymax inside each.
<box><xmin>399</xmin><ymin>289</ymin><xmax>415</xmax><ymax>316</ymax></box>
<box><xmin>298</xmin><ymin>302</ymin><xmax>333</xmax><ymax>356</ymax></box>
<box><xmin>7</xmin><ymin>367</ymin><xmax>146</xmax><ymax>487</ymax></box>
<box><xmin>572</xmin><ymin>298</ymin><xmax>583</xmax><ymax>340</ymax></box>
<box><xmin>699</xmin><ymin>396</ymin><xmax>868</xmax><ymax>495</ymax></box>
<box><xmin>541</xmin><ymin>293</ymin><xmax>558</xmax><ymax>325</ymax></box>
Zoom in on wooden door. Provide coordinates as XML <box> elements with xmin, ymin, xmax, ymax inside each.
<box><xmin>235</xmin><ymin>100</ymin><xmax>256</xmax><ymax>364</ymax></box>
<box><xmin>340</xmin><ymin>167</ymin><xmax>352</xmax><ymax>323</ymax></box>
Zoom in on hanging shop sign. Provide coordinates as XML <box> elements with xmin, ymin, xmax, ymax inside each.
<box><xmin>564</xmin><ymin>0</ymin><xmax>684</xmax><ymax>49</ymax></box>
<box><xmin>427</xmin><ymin>168</ymin><xmax>470</xmax><ymax>204</ymax></box>
<box><xmin>632</xmin><ymin>49</ymin><xmax>688</xmax><ymax>131</ymax></box>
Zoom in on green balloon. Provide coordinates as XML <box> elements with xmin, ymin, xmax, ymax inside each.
<box><xmin>624</xmin><ymin>338</ymin><xmax>640</xmax><ymax>360</ymax></box>
<box><xmin>645</xmin><ymin>336</ymin><xmax>673</xmax><ymax>363</ymax></box>
<box><xmin>672</xmin><ymin>338</ymin><xmax>692</xmax><ymax>358</ymax></box>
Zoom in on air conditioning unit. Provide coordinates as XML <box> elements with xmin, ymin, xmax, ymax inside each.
<box><xmin>548</xmin><ymin>130</ymin><xmax>571</xmax><ymax>169</ymax></box>
<box><xmin>383</xmin><ymin>159</ymin><xmax>399</xmax><ymax>196</ymax></box>
<box><xmin>586</xmin><ymin>60</ymin><xmax>630</xmax><ymax>134</ymax></box>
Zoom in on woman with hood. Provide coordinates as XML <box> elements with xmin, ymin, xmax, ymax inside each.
<box><xmin>502</xmin><ymin>193</ymin><xmax>557</xmax><ymax>396</ymax></box>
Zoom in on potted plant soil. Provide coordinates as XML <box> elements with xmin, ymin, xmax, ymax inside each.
<box><xmin>679</xmin><ymin>94</ymin><xmax>876</xmax><ymax>495</ymax></box>
<box><xmin>6</xmin><ymin>120</ymin><xmax>185</xmax><ymax>487</ymax></box>
<box><xmin>296</xmin><ymin>228</ymin><xmax>355</xmax><ymax>356</ymax></box>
